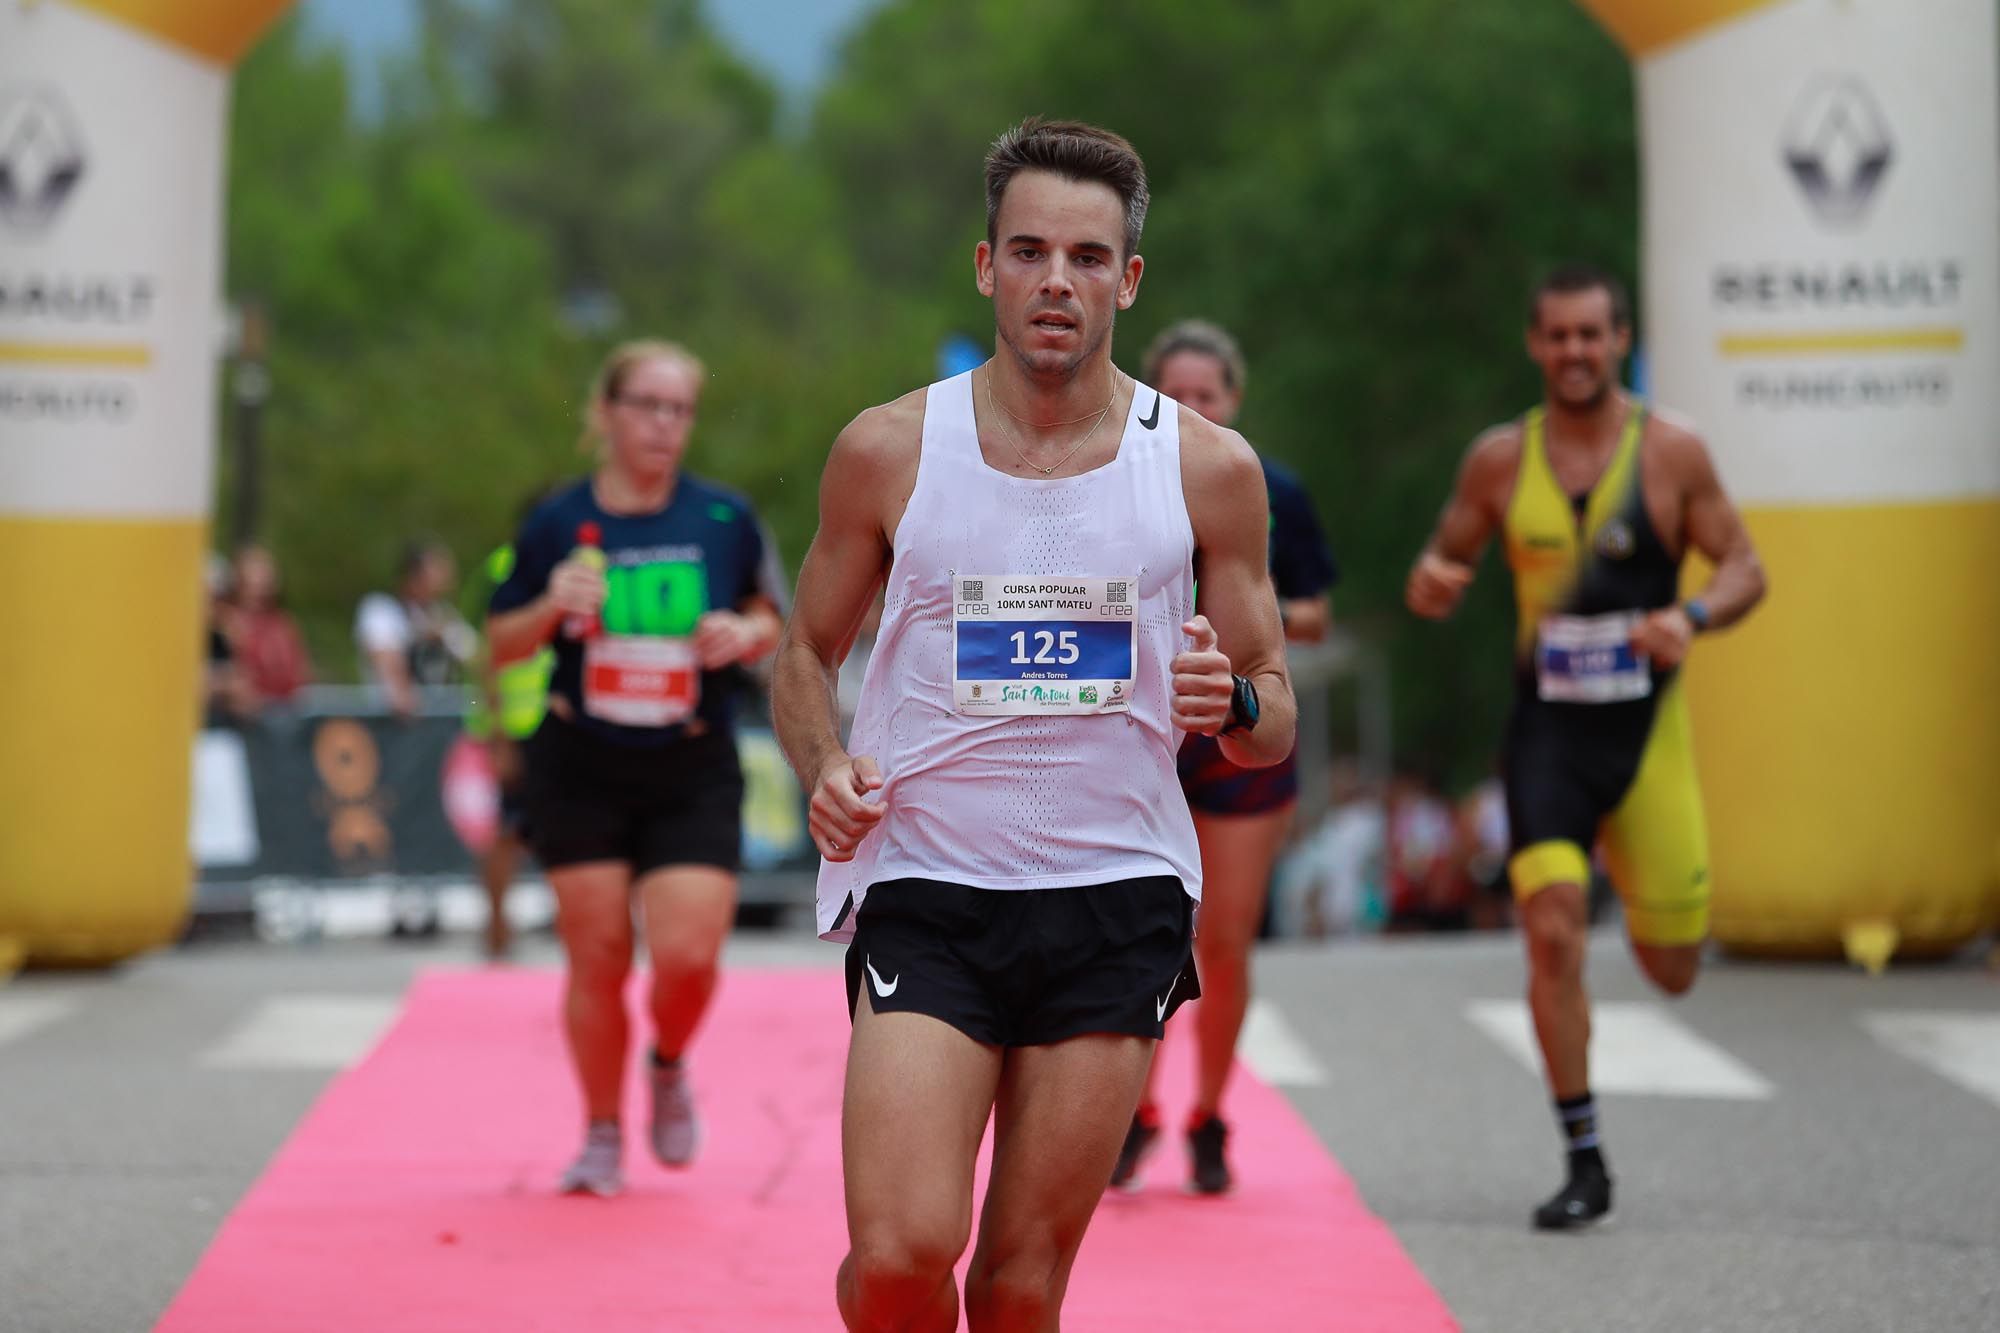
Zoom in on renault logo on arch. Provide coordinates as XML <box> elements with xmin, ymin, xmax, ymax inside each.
<box><xmin>1782</xmin><ymin>76</ymin><xmax>1893</xmax><ymax>228</ymax></box>
<box><xmin>0</xmin><ymin>85</ymin><xmax>87</xmax><ymax>237</ymax></box>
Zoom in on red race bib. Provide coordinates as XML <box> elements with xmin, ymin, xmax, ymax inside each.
<box><xmin>583</xmin><ymin>636</ymin><xmax>700</xmax><ymax>727</ymax></box>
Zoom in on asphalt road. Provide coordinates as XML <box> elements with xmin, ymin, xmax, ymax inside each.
<box><xmin>2</xmin><ymin>920</ymin><xmax>1995</xmax><ymax>1332</ymax></box>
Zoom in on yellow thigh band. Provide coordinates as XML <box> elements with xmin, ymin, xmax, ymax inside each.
<box><xmin>1509</xmin><ymin>840</ymin><xmax>1591</xmax><ymax>900</ymax></box>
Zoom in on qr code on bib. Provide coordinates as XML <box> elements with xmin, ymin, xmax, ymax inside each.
<box><xmin>963</xmin><ymin>579</ymin><xmax>984</xmax><ymax>600</ymax></box>
<box><xmin>1107</xmin><ymin>581</ymin><xmax>1129</xmax><ymax>604</ymax></box>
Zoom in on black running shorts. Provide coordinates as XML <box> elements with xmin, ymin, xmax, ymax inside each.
<box><xmin>523</xmin><ymin>714</ymin><xmax>743</xmax><ymax>876</ymax></box>
<box><xmin>844</xmin><ymin>876</ymin><xmax>1199</xmax><ymax>1047</ymax></box>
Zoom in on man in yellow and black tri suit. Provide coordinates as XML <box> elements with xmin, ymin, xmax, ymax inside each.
<box><xmin>1405</xmin><ymin>263</ymin><xmax>1767</xmax><ymax>1230</ymax></box>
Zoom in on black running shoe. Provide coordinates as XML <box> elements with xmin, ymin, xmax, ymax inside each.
<box><xmin>1186</xmin><ymin>1115</ymin><xmax>1232</xmax><ymax>1196</ymax></box>
<box><xmin>1532</xmin><ymin>1167</ymin><xmax>1613</xmax><ymax>1230</ymax></box>
<box><xmin>1107</xmin><ymin>1114</ymin><xmax>1160</xmax><ymax>1192</ymax></box>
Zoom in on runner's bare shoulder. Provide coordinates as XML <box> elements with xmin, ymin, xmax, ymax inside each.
<box><xmin>1460</xmin><ymin>421</ymin><xmax>1525</xmax><ymax>513</ymax></box>
<box><xmin>1176</xmin><ymin>405</ymin><xmax>1263</xmax><ymax>521</ymax></box>
<box><xmin>826</xmin><ymin>387</ymin><xmax>926</xmax><ymax>499</ymax></box>
<box><xmin>1642</xmin><ymin>406</ymin><xmax>1717</xmax><ymax>476</ymax></box>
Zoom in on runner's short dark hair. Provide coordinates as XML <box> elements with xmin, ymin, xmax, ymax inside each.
<box><xmin>1530</xmin><ymin>262</ymin><xmax>1632</xmax><ymax>331</ymax></box>
<box><xmin>985</xmin><ymin>118</ymin><xmax>1149</xmax><ymax>257</ymax></box>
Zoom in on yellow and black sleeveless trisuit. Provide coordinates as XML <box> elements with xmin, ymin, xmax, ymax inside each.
<box><xmin>1501</xmin><ymin>404</ymin><xmax>1710</xmax><ymax>946</ymax></box>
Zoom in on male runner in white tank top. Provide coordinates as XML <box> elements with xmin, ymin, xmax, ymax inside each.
<box><xmin>774</xmin><ymin>118</ymin><xmax>1296</xmax><ymax>1332</ymax></box>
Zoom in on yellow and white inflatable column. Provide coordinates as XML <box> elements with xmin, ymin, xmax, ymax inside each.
<box><xmin>0</xmin><ymin>1</ymin><xmax>290</xmax><ymax>967</ymax></box>
<box><xmin>1577</xmin><ymin>0</ymin><xmax>2000</xmax><ymax>964</ymax></box>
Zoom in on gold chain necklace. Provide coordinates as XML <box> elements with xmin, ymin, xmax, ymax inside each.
<box><xmin>983</xmin><ymin>371</ymin><xmax>1117</xmax><ymax>476</ymax></box>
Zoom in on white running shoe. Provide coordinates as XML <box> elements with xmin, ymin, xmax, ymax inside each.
<box><xmin>649</xmin><ymin>1059</ymin><xmax>700</xmax><ymax>1167</ymax></box>
<box><xmin>559</xmin><ymin>1121</ymin><xmax>624</xmax><ymax>1197</ymax></box>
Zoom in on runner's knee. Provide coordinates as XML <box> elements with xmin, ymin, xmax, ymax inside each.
<box><xmin>1636</xmin><ymin>945</ymin><xmax>1699</xmax><ymax>996</ymax></box>
<box><xmin>847</xmin><ymin>1232</ymin><xmax>962</xmax><ymax>1318</ymax></box>
<box><xmin>564</xmin><ymin>932</ymin><xmax>633</xmax><ymax>990</ymax></box>
<box><xmin>1192</xmin><ymin>916</ymin><xmax>1254</xmax><ymax>976</ymax></box>
<box><xmin>648</xmin><ymin>932</ymin><xmax>720</xmax><ymax>981</ymax></box>
<box><xmin>965</xmin><ymin>1241</ymin><xmax>1064</xmax><ymax>1329</ymax></box>
<box><xmin>1521</xmin><ymin>894</ymin><xmax>1586</xmax><ymax>974</ymax></box>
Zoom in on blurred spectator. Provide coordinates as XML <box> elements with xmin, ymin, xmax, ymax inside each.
<box><xmin>202</xmin><ymin>554</ymin><xmax>255</xmax><ymax>725</ymax></box>
<box><xmin>223</xmin><ymin>543</ymin><xmax>314</xmax><ymax>709</ymax></box>
<box><xmin>355</xmin><ymin>539</ymin><xmax>477</xmax><ymax>718</ymax></box>
<box><xmin>1454</xmin><ymin>777</ymin><xmax>1513</xmax><ymax>931</ymax></box>
<box><xmin>1385</xmin><ymin>772</ymin><xmax>1463</xmax><ymax>931</ymax></box>
<box><xmin>1271</xmin><ymin>762</ymin><xmax>1385</xmax><ymax>938</ymax></box>
<box><xmin>463</xmin><ymin>497</ymin><xmax>561</xmax><ymax>961</ymax></box>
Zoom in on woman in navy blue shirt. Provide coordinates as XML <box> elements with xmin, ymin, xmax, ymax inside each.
<box><xmin>488</xmin><ymin>340</ymin><xmax>783</xmax><ymax>1196</ymax></box>
<box><xmin>1113</xmin><ymin>320</ymin><xmax>1339</xmax><ymax>1196</ymax></box>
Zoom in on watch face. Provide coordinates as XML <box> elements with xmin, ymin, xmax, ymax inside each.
<box><xmin>1226</xmin><ymin>674</ymin><xmax>1259</xmax><ymax>734</ymax></box>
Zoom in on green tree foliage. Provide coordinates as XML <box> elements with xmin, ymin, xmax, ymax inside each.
<box><xmin>225</xmin><ymin>0</ymin><xmax>1635</xmax><ymax>779</ymax></box>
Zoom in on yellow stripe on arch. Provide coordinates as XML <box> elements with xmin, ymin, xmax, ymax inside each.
<box><xmin>0</xmin><ymin>341</ymin><xmax>152</xmax><ymax>368</ymax></box>
<box><xmin>1574</xmin><ymin>0</ymin><xmax>1784</xmax><ymax>57</ymax></box>
<box><xmin>1718</xmin><ymin>327</ymin><xmax>1966</xmax><ymax>357</ymax></box>
<box><xmin>65</xmin><ymin>0</ymin><xmax>294</xmax><ymax>66</ymax></box>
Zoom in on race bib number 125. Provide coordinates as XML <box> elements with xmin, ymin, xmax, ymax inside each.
<box><xmin>952</xmin><ymin>575</ymin><xmax>1137</xmax><ymax>715</ymax></box>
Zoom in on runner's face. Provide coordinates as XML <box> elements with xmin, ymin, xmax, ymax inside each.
<box><xmin>1153</xmin><ymin>350</ymin><xmax>1241</xmax><ymax>427</ymax></box>
<box><xmin>603</xmin><ymin>357</ymin><xmax>700</xmax><ymax>480</ymax></box>
<box><xmin>977</xmin><ymin>170</ymin><xmax>1142</xmax><ymax>382</ymax></box>
<box><xmin>1528</xmin><ymin>288</ymin><xmax>1630</xmax><ymax>409</ymax></box>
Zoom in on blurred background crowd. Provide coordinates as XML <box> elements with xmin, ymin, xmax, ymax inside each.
<box><xmin>190</xmin><ymin>0</ymin><xmax>1646</xmax><ymax>941</ymax></box>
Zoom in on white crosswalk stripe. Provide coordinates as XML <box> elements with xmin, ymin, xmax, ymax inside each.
<box><xmin>1240</xmin><ymin>998</ymin><xmax>1329</xmax><ymax>1087</ymax></box>
<box><xmin>0</xmin><ymin>995</ymin><xmax>77</xmax><ymax>1049</ymax></box>
<box><xmin>199</xmin><ymin>996</ymin><xmax>401</xmax><ymax>1070</ymax></box>
<box><xmin>1861</xmin><ymin>1010</ymin><xmax>2000</xmax><ymax>1110</ymax></box>
<box><xmin>1466</xmin><ymin>998</ymin><xmax>1775</xmax><ymax>1100</ymax></box>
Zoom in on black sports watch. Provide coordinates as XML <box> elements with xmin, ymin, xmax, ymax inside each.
<box><xmin>1220</xmin><ymin>673</ymin><xmax>1260</xmax><ymax>738</ymax></box>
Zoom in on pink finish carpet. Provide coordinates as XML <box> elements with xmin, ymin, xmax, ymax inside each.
<box><xmin>158</xmin><ymin>968</ymin><xmax>1454</xmax><ymax>1331</ymax></box>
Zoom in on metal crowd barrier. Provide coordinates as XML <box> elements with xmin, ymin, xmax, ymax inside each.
<box><xmin>190</xmin><ymin>686</ymin><xmax>817</xmax><ymax>920</ymax></box>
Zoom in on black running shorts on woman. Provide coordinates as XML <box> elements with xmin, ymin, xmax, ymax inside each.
<box><xmin>845</xmin><ymin>876</ymin><xmax>1199</xmax><ymax>1047</ymax></box>
<box><xmin>525</xmin><ymin>714</ymin><xmax>743</xmax><ymax>875</ymax></box>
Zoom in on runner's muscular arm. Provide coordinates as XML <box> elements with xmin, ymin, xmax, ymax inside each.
<box><xmin>1631</xmin><ymin>426</ymin><xmax>1768</xmax><ymax>667</ymax></box>
<box><xmin>1181</xmin><ymin>412</ymin><xmax>1297</xmax><ymax>769</ymax></box>
<box><xmin>772</xmin><ymin>400</ymin><xmax>915</xmax><ymax>860</ymax></box>
<box><xmin>1674</xmin><ymin>428</ymin><xmax>1766</xmax><ymax>630</ymax></box>
<box><xmin>1405</xmin><ymin>428</ymin><xmax>1515</xmax><ymax>620</ymax></box>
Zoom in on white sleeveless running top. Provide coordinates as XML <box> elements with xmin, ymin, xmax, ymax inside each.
<box><xmin>816</xmin><ymin>371</ymin><xmax>1203</xmax><ymax>942</ymax></box>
